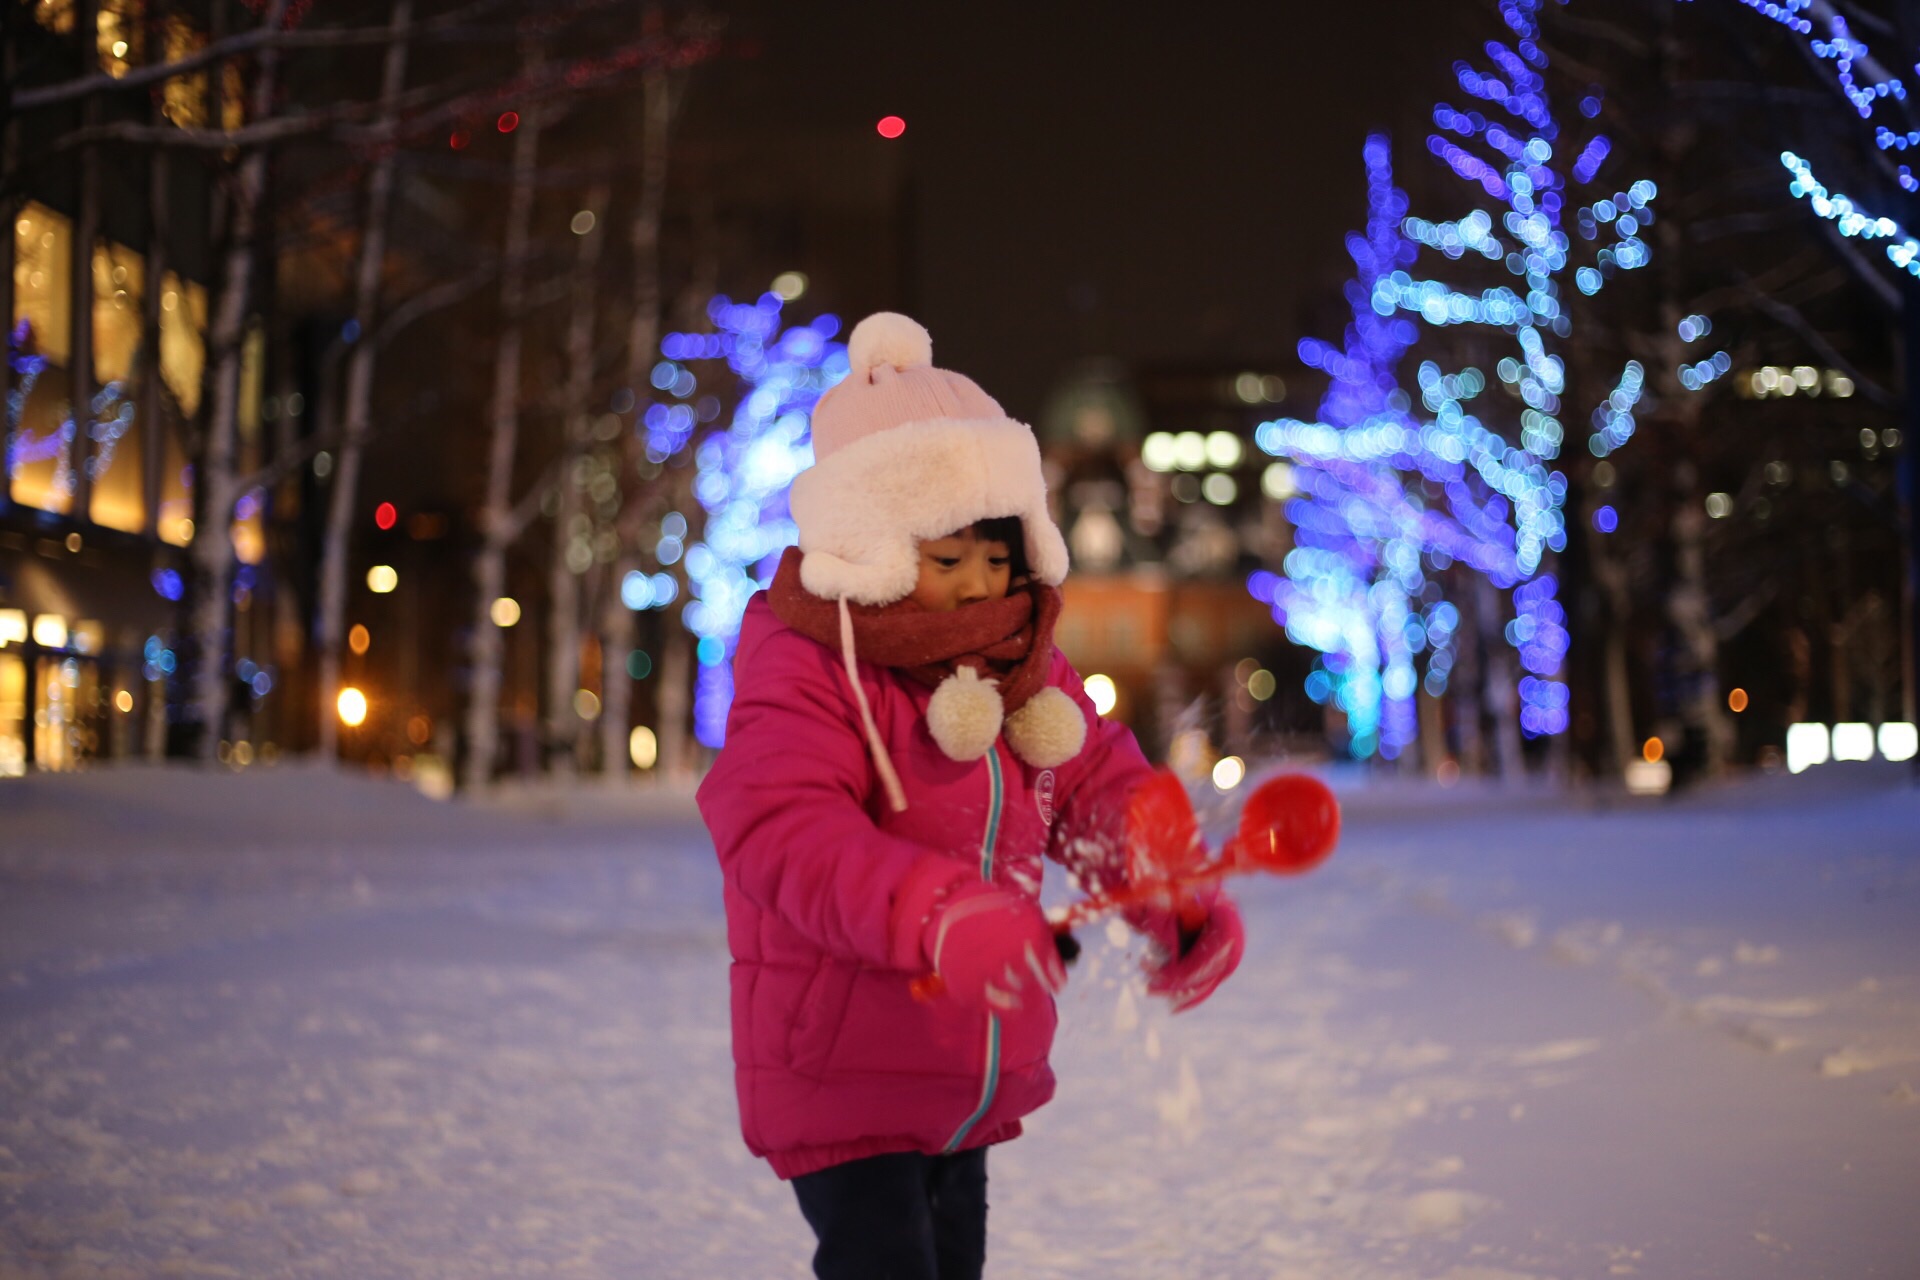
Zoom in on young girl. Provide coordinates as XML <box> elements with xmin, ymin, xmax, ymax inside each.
<box><xmin>697</xmin><ymin>313</ymin><xmax>1245</xmax><ymax>1280</ymax></box>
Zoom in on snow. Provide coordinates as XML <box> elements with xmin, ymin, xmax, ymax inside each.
<box><xmin>3</xmin><ymin>761</ymin><xmax>1918</xmax><ymax>1278</ymax></box>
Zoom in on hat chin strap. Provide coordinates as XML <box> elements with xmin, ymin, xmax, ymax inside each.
<box><xmin>839</xmin><ymin>595</ymin><xmax>909</xmax><ymax>812</ymax></box>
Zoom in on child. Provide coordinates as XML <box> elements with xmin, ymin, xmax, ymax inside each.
<box><xmin>697</xmin><ymin>313</ymin><xmax>1245</xmax><ymax>1280</ymax></box>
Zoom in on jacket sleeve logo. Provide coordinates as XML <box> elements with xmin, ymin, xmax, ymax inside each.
<box><xmin>1034</xmin><ymin>768</ymin><xmax>1056</xmax><ymax>827</ymax></box>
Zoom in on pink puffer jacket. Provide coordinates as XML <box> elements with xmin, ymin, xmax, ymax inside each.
<box><xmin>697</xmin><ymin>594</ymin><xmax>1157</xmax><ymax>1180</ymax></box>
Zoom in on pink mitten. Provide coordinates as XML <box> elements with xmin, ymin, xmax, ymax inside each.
<box><xmin>1146</xmin><ymin>894</ymin><xmax>1245</xmax><ymax>1013</ymax></box>
<box><xmin>922</xmin><ymin>882</ymin><xmax>1066</xmax><ymax>1011</ymax></box>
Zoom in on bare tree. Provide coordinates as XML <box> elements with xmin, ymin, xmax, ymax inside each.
<box><xmin>315</xmin><ymin>0</ymin><xmax>414</xmax><ymax>763</ymax></box>
<box><xmin>461</xmin><ymin>48</ymin><xmax>545</xmax><ymax>792</ymax></box>
<box><xmin>598</xmin><ymin>26</ymin><xmax>678</xmax><ymax>782</ymax></box>
<box><xmin>187</xmin><ymin>0</ymin><xmax>291</xmax><ymax>760</ymax></box>
<box><xmin>543</xmin><ymin>180</ymin><xmax>610</xmax><ymax>773</ymax></box>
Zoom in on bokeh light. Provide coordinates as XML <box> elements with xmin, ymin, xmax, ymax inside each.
<box><xmin>629</xmin><ymin>726</ymin><xmax>659</xmax><ymax>770</ymax></box>
<box><xmin>1084</xmin><ymin>674</ymin><xmax>1118</xmax><ymax>716</ymax></box>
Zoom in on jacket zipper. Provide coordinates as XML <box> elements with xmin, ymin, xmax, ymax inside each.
<box><xmin>943</xmin><ymin>746</ymin><xmax>1005</xmax><ymax>1153</ymax></box>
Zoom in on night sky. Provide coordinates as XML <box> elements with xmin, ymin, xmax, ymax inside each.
<box><xmin>696</xmin><ymin>2</ymin><xmax>1464</xmax><ymax>421</ymax></box>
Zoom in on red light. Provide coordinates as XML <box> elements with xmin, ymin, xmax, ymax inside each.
<box><xmin>876</xmin><ymin>115</ymin><xmax>906</xmax><ymax>139</ymax></box>
<box><xmin>374</xmin><ymin>502</ymin><xmax>397</xmax><ymax>531</ymax></box>
<box><xmin>497</xmin><ymin>111</ymin><xmax>519</xmax><ymax>134</ymax></box>
<box><xmin>449</xmin><ymin>129</ymin><xmax>470</xmax><ymax>150</ymax></box>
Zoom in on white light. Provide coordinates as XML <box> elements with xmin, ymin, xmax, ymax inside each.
<box><xmin>1786</xmin><ymin>722</ymin><xmax>1829</xmax><ymax>774</ymax></box>
<box><xmin>621</xmin><ymin>571</ymin><xmax>656</xmax><ymax>610</ymax></box>
<box><xmin>1705</xmin><ymin>492</ymin><xmax>1732</xmax><ymax>519</ymax></box>
<box><xmin>366</xmin><ymin>565</ymin><xmax>398</xmax><ymax>593</ymax></box>
<box><xmin>1212</xmin><ymin>755</ymin><xmax>1246</xmax><ymax>792</ymax></box>
<box><xmin>1204</xmin><ymin>431</ymin><xmax>1243</xmax><ymax>468</ymax></box>
<box><xmin>570</xmin><ymin>209</ymin><xmax>597</xmax><ymax>236</ymax></box>
<box><xmin>490</xmin><ymin>596</ymin><xmax>522</xmax><ymax>627</ymax></box>
<box><xmin>629</xmin><ymin>725</ymin><xmax>658</xmax><ymax>769</ymax></box>
<box><xmin>337</xmin><ymin>687</ymin><xmax>368</xmax><ymax>727</ymax></box>
<box><xmin>1173</xmin><ymin>432</ymin><xmax>1207</xmax><ymax>471</ymax></box>
<box><xmin>1831</xmin><ymin>722</ymin><xmax>1874</xmax><ymax>762</ymax></box>
<box><xmin>573</xmin><ymin>689</ymin><xmax>602</xmax><ymax>720</ymax></box>
<box><xmin>1878</xmin><ymin>722</ymin><xmax>1918</xmax><ymax>763</ymax></box>
<box><xmin>771</xmin><ymin>271</ymin><xmax>808</xmax><ymax>301</ymax></box>
<box><xmin>1141</xmin><ymin>432</ymin><xmax>1177</xmax><ymax>472</ymax></box>
<box><xmin>1234</xmin><ymin>372</ymin><xmax>1264</xmax><ymax>404</ymax></box>
<box><xmin>1202</xmin><ymin>473</ymin><xmax>1237</xmax><ymax>505</ymax></box>
<box><xmin>1262</xmin><ymin>461</ymin><xmax>1297</xmax><ymax>500</ymax></box>
<box><xmin>1624</xmin><ymin>759</ymin><xmax>1672</xmax><ymax>795</ymax></box>
<box><xmin>1084</xmin><ymin>673</ymin><xmax>1118</xmax><ymax>716</ymax></box>
<box><xmin>31</xmin><ymin>614</ymin><xmax>67</xmax><ymax>648</ymax></box>
<box><xmin>0</xmin><ymin>609</ymin><xmax>26</xmax><ymax>646</ymax></box>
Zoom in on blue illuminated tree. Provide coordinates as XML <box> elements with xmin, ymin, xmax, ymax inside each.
<box><xmin>647</xmin><ymin>295</ymin><xmax>847</xmax><ymax>748</ymax></box>
<box><xmin>1248</xmin><ymin>136</ymin><xmax>1439</xmax><ymax>762</ymax></box>
<box><xmin>1258</xmin><ymin>0</ymin><xmax>1662</xmax><ymax>766</ymax></box>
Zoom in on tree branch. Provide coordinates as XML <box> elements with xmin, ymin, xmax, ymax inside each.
<box><xmin>500</xmin><ymin>461</ymin><xmax>559</xmax><ymax>546</ymax></box>
<box><xmin>374</xmin><ymin>266</ymin><xmax>498</xmax><ymax>347</ymax></box>
<box><xmin>10</xmin><ymin>0</ymin><xmax>517</xmax><ymax>113</ymax></box>
<box><xmin>1735</xmin><ymin>270</ymin><xmax>1899</xmax><ymax>408</ymax></box>
<box><xmin>15</xmin><ymin>31</ymin><xmax>720</xmax><ymax>161</ymax></box>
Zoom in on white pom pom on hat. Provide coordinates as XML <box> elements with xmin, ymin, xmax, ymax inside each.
<box><xmin>846</xmin><ymin>312</ymin><xmax>934</xmax><ymax>377</ymax></box>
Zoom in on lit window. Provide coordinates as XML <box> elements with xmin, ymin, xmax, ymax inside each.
<box><xmin>98</xmin><ymin>0</ymin><xmax>144</xmax><ymax>78</ymax></box>
<box><xmin>160</xmin><ymin>14</ymin><xmax>210</xmax><ymax>127</ymax></box>
<box><xmin>1141</xmin><ymin>433</ymin><xmax>1176</xmax><ymax>472</ymax></box>
<box><xmin>1831</xmin><ymin>722</ymin><xmax>1873</xmax><ymax>762</ymax></box>
<box><xmin>1261</xmin><ymin>462</ymin><xmax>1297</xmax><ymax>501</ymax></box>
<box><xmin>1786</xmin><ymin>723</ymin><xmax>1829</xmax><ymax>774</ymax></box>
<box><xmin>1202</xmin><ymin>473</ymin><xmax>1237</xmax><ymax>505</ymax></box>
<box><xmin>33</xmin><ymin>1</ymin><xmax>76</xmax><ymax>35</ymax></box>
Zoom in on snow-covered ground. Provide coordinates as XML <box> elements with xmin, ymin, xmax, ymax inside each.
<box><xmin>2</xmin><ymin>762</ymin><xmax>1917</xmax><ymax>1279</ymax></box>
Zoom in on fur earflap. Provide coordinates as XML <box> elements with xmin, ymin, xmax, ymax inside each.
<box><xmin>1003</xmin><ymin>686</ymin><xmax>1087</xmax><ymax>768</ymax></box>
<box><xmin>791</xmin><ymin>416</ymin><xmax>1071</xmax><ymax>605</ymax></box>
<box><xmin>848</xmin><ymin>312</ymin><xmax>933</xmax><ymax>377</ymax></box>
<box><xmin>927</xmin><ymin>667</ymin><xmax>1003</xmax><ymax>761</ymax></box>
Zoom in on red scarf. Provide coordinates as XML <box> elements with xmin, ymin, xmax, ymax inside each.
<box><xmin>767</xmin><ymin>546</ymin><xmax>1060</xmax><ymax>716</ymax></box>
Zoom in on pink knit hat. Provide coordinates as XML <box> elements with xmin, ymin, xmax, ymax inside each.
<box><xmin>788</xmin><ymin>313</ymin><xmax>1083</xmax><ymax>798</ymax></box>
<box><xmin>790</xmin><ymin>313</ymin><xmax>1070</xmax><ymax>608</ymax></box>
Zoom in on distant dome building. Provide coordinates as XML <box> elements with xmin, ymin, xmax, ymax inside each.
<box><xmin>1034</xmin><ymin>355</ymin><xmax>1319</xmax><ymax>769</ymax></box>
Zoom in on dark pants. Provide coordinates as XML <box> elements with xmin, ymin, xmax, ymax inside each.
<box><xmin>791</xmin><ymin>1148</ymin><xmax>989</xmax><ymax>1280</ymax></box>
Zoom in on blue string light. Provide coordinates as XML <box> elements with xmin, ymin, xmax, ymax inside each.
<box><xmin>663</xmin><ymin>295</ymin><xmax>847</xmax><ymax>747</ymax></box>
<box><xmin>1780</xmin><ymin>150</ymin><xmax>1920</xmax><ymax>276</ymax></box>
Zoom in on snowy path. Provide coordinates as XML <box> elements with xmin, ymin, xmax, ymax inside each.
<box><xmin>2</xmin><ymin>765</ymin><xmax>1916</xmax><ymax>1279</ymax></box>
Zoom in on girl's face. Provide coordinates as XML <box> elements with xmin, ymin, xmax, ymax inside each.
<box><xmin>909</xmin><ymin>527</ymin><xmax>1013</xmax><ymax>612</ymax></box>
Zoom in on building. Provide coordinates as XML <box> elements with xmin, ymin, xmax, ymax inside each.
<box><xmin>2</xmin><ymin>2</ymin><xmax>288</xmax><ymax>773</ymax></box>
<box><xmin>1036</xmin><ymin>357</ymin><xmax>1325</xmax><ymax>772</ymax></box>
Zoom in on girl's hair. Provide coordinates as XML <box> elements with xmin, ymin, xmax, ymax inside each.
<box><xmin>973</xmin><ymin>515</ymin><xmax>1030</xmax><ymax>583</ymax></box>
